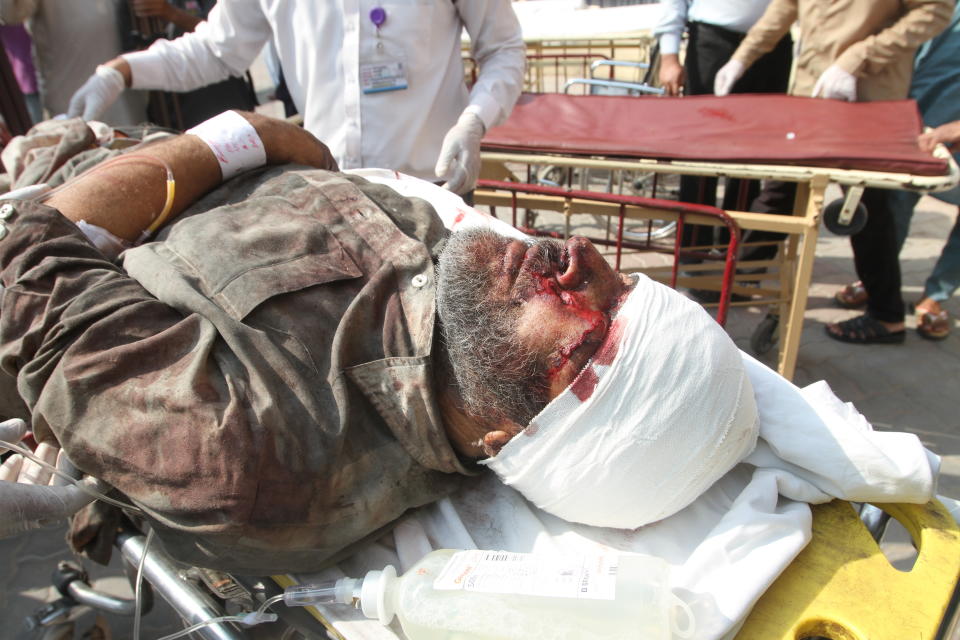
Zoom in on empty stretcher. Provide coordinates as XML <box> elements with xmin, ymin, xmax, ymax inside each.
<box><xmin>479</xmin><ymin>93</ymin><xmax>960</xmax><ymax>380</ymax></box>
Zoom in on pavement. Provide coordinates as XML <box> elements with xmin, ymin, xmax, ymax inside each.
<box><xmin>1</xmin><ymin>180</ymin><xmax>958</xmax><ymax>638</ymax></box>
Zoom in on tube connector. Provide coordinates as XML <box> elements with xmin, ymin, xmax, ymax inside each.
<box><xmin>282</xmin><ymin>578</ymin><xmax>360</xmax><ymax>608</ymax></box>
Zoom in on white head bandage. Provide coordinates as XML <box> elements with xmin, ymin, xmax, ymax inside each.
<box><xmin>186</xmin><ymin>110</ymin><xmax>266</xmax><ymax>181</ymax></box>
<box><xmin>482</xmin><ymin>273</ymin><xmax>759</xmax><ymax>529</ymax></box>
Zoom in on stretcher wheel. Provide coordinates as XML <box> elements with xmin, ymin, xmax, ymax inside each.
<box><xmin>823</xmin><ymin>198</ymin><xmax>868</xmax><ymax>236</ymax></box>
<box><xmin>750</xmin><ymin>313</ymin><xmax>779</xmax><ymax>355</ymax></box>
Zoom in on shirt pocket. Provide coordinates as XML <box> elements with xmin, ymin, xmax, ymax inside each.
<box><xmin>164</xmin><ymin>200</ymin><xmax>363</xmax><ymax>321</ymax></box>
<box><xmin>372</xmin><ymin>0</ymin><xmax>440</xmax><ymax>71</ymax></box>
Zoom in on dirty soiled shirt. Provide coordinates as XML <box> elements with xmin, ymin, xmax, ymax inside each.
<box><xmin>0</xmin><ymin>167</ymin><xmax>470</xmax><ymax>574</ymax></box>
<box><xmin>731</xmin><ymin>0</ymin><xmax>954</xmax><ymax>101</ymax></box>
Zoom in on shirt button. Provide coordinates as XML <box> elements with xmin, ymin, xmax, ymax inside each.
<box><xmin>0</xmin><ymin>203</ymin><xmax>15</xmax><ymax>220</ymax></box>
<box><xmin>0</xmin><ymin>224</ymin><xmax>8</xmax><ymax>240</ymax></box>
<box><xmin>411</xmin><ymin>274</ymin><xmax>428</xmax><ymax>288</ymax></box>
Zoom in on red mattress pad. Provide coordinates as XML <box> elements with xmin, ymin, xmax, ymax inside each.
<box><xmin>483</xmin><ymin>94</ymin><xmax>948</xmax><ymax>176</ymax></box>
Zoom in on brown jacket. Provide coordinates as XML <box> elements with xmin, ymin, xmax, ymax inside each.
<box><xmin>732</xmin><ymin>0</ymin><xmax>954</xmax><ymax>101</ymax></box>
<box><xmin>0</xmin><ymin>164</ymin><xmax>470</xmax><ymax>574</ymax></box>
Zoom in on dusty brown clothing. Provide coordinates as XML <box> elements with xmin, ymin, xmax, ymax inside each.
<box><xmin>0</xmin><ymin>166</ymin><xmax>470</xmax><ymax>574</ymax></box>
<box><xmin>732</xmin><ymin>0</ymin><xmax>953</xmax><ymax>101</ymax></box>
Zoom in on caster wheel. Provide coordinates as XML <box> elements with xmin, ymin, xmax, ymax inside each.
<box><xmin>750</xmin><ymin>313</ymin><xmax>780</xmax><ymax>355</ymax></box>
<box><xmin>823</xmin><ymin>198</ymin><xmax>868</xmax><ymax>236</ymax></box>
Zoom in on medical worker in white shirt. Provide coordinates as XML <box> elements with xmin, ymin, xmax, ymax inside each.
<box><xmin>66</xmin><ymin>0</ymin><xmax>526</xmax><ymax>195</ymax></box>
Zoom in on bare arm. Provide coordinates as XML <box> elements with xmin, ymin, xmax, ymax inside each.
<box><xmin>46</xmin><ymin>112</ymin><xmax>337</xmax><ymax>241</ymax></box>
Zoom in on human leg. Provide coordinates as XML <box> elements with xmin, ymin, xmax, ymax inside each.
<box><xmin>913</xmin><ymin>207</ymin><xmax>960</xmax><ymax>339</ymax></box>
<box><xmin>834</xmin><ymin>188</ymin><xmax>918</xmax><ymax>309</ymax></box>
<box><xmin>826</xmin><ymin>189</ymin><xmax>906</xmax><ymax>343</ymax></box>
<box><xmin>922</xmin><ymin>207</ymin><xmax>960</xmax><ymax>303</ymax></box>
<box><xmin>851</xmin><ymin>189</ymin><xmax>904</xmax><ymax>323</ymax></box>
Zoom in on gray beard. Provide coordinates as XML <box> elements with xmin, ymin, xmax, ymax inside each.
<box><xmin>436</xmin><ymin>228</ymin><xmax>551</xmax><ymax>425</ymax></box>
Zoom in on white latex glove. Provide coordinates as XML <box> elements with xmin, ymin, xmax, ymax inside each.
<box><xmin>812</xmin><ymin>65</ymin><xmax>857</xmax><ymax>102</ymax></box>
<box><xmin>0</xmin><ymin>418</ymin><xmax>102</xmax><ymax>538</ymax></box>
<box><xmin>713</xmin><ymin>59</ymin><xmax>745</xmax><ymax>96</ymax></box>
<box><xmin>435</xmin><ymin>111</ymin><xmax>485</xmax><ymax>195</ymax></box>
<box><xmin>67</xmin><ymin>65</ymin><xmax>126</xmax><ymax>121</ymax></box>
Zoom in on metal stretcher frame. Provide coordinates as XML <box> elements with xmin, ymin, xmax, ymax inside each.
<box><xmin>480</xmin><ymin>95</ymin><xmax>960</xmax><ymax>381</ymax></box>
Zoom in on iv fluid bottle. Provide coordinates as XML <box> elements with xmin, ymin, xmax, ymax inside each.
<box><xmin>356</xmin><ymin>549</ymin><xmax>695</xmax><ymax>640</ymax></box>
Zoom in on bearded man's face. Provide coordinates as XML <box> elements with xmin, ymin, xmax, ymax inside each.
<box><xmin>436</xmin><ymin>229</ymin><xmax>633</xmax><ymax>425</ymax></box>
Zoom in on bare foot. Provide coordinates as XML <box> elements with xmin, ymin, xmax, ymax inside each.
<box><xmin>915</xmin><ymin>297</ymin><xmax>942</xmax><ymax>316</ymax></box>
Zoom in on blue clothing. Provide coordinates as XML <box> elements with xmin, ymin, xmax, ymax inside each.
<box><xmin>889</xmin><ymin>2</ymin><xmax>960</xmax><ymax>302</ymax></box>
<box><xmin>911</xmin><ymin>4</ymin><xmax>960</xmax><ymax>206</ymax></box>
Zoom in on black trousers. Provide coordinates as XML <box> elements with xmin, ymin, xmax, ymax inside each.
<box><xmin>753</xmin><ymin>183</ymin><xmax>904</xmax><ymax>322</ymax></box>
<box><xmin>853</xmin><ymin>188</ymin><xmax>904</xmax><ymax>322</ymax></box>
<box><xmin>679</xmin><ymin>22</ymin><xmax>793</xmax><ymax>257</ymax></box>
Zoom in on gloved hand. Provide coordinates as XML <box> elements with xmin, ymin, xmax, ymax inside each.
<box><xmin>811</xmin><ymin>65</ymin><xmax>857</xmax><ymax>102</ymax></box>
<box><xmin>67</xmin><ymin>65</ymin><xmax>126</xmax><ymax>121</ymax></box>
<box><xmin>0</xmin><ymin>418</ymin><xmax>102</xmax><ymax>538</ymax></box>
<box><xmin>435</xmin><ymin>111</ymin><xmax>485</xmax><ymax>195</ymax></box>
<box><xmin>713</xmin><ymin>59</ymin><xmax>745</xmax><ymax>96</ymax></box>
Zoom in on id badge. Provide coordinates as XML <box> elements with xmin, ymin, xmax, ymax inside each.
<box><xmin>360</xmin><ymin>59</ymin><xmax>408</xmax><ymax>94</ymax></box>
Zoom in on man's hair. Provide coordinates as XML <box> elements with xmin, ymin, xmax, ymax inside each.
<box><xmin>436</xmin><ymin>228</ymin><xmax>551</xmax><ymax>425</ymax></box>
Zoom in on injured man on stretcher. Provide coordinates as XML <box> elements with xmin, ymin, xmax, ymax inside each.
<box><xmin>0</xmin><ymin>112</ymin><xmax>949</xmax><ymax>637</ymax></box>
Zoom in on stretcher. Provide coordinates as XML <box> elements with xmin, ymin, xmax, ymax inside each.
<box><xmin>20</xmin><ymin>172</ymin><xmax>957</xmax><ymax>639</ymax></box>
<box><xmin>61</xmin><ymin>496</ymin><xmax>957</xmax><ymax>640</ymax></box>
<box><xmin>478</xmin><ymin>93</ymin><xmax>960</xmax><ymax>380</ymax></box>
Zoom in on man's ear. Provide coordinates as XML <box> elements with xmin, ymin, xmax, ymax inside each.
<box><xmin>481</xmin><ymin>420</ymin><xmax>524</xmax><ymax>458</ymax></box>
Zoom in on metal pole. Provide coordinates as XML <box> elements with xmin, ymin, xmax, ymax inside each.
<box><xmin>117</xmin><ymin>531</ymin><xmax>247</xmax><ymax>640</ymax></box>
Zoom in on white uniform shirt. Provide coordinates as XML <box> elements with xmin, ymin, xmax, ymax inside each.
<box><xmin>654</xmin><ymin>0</ymin><xmax>773</xmax><ymax>55</ymax></box>
<box><xmin>124</xmin><ymin>0</ymin><xmax>525</xmax><ymax>180</ymax></box>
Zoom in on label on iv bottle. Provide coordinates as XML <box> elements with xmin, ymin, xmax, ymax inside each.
<box><xmin>432</xmin><ymin>550</ymin><xmax>618</xmax><ymax>600</ymax></box>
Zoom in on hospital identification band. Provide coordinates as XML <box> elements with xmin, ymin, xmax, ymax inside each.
<box><xmin>186</xmin><ymin>110</ymin><xmax>266</xmax><ymax>181</ymax></box>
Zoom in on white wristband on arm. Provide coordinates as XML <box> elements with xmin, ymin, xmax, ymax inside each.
<box><xmin>186</xmin><ymin>110</ymin><xmax>267</xmax><ymax>181</ymax></box>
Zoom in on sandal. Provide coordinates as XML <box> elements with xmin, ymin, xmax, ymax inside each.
<box><xmin>916</xmin><ymin>306</ymin><xmax>950</xmax><ymax>340</ymax></box>
<box><xmin>825</xmin><ymin>314</ymin><xmax>905</xmax><ymax>344</ymax></box>
<box><xmin>834</xmin><ymin>281</ymin><xmax>868</xmax><ymax>309</ymax></box>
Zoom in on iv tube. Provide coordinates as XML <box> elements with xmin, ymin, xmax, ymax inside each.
<box><xmin>37</xmin><ymin>152</ymin><xmax>177</xmax><ymax>241</ymax></box>
<box><xmin>0</xmin><ymin>438</ymin><xmax>142</xmax><ymax>513</ymax></box>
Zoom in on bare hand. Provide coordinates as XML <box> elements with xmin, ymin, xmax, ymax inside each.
<box><xmin>918</xmin><ymin>120</ymin><xmax>960</xmax><ymax>153</ymax></box>
<box><xmin>658</xmin><ymin>54</ymin><xmax>684</xmax><ymax>97</ymax></box>
<box><xmin>132</xmin><ymin>0</ymin><xmax>173</xmax><ymax>19</ymax></box>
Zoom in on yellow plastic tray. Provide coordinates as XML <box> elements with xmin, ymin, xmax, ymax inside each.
<box><xmin>737</xmin><ymin>499</ymin><xmax>960</xmax><ymax>640</ymax></box>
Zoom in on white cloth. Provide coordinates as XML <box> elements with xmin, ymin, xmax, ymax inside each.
<box><xmin>345</xmin><ymin>168</ymin><xmax>526</xmax><ymax>240</ymax></box>
<box><xmin>0</xmin><ymin>0</ymin><xmax>147</xmax><ymax>124</ymax></box>
<box><xmin>483</xmin><ymin>275</ymin><xmax>760</xmax><ymax>529</ymax></box>
<box><xmin>122</xmin><ymin>0</ymin><xmax>525</xmax><ymax>181</ymax></box>
<box><xmin>373</xmin><ymin>360</ymin><xmax>936</xmax><ymax>640</ymax></box>
<box><xmin>654</xmin><ymin>0</ymin><xmax>774</xmax><ymax>55</ymax></box>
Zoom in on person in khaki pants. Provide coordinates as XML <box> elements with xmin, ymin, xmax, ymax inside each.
<box><xmin>714</xmin><ymin>0</ymin><xmax>955</xmax><ymax>345</ymax></box>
